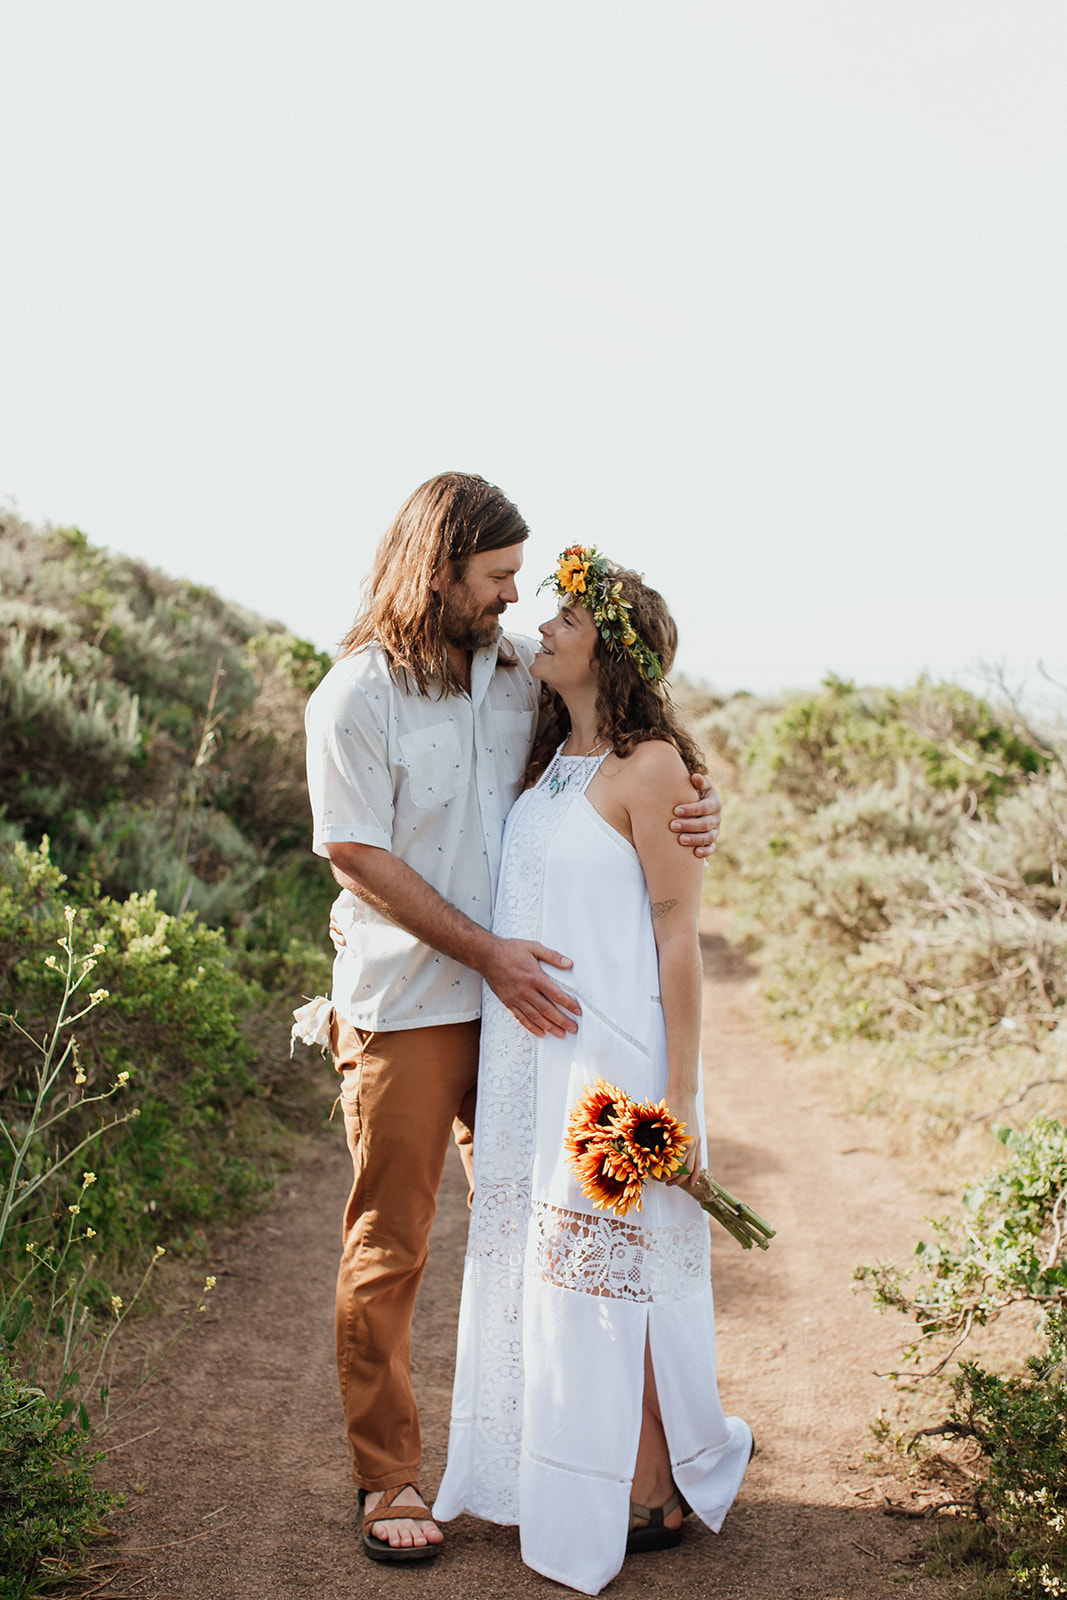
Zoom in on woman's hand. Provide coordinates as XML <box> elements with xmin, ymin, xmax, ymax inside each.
<box><xmin>329</xmin><ymin>911</ymin><xmax>346</xmax><ymax>953</ymax></box>
<box><xmin>664</xmin><ymin>1095</ymin><xmax>699</xmax><ymax>1186</ymax></box>
<box><xmin>666</xmin><ymin>1138</ymin><xmax>699</xmax><ymax>1186</ymax></box>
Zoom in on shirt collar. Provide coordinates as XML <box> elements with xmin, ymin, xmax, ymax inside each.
<box><xmin>469</xmin><ymin>631</ymin><xmax>502</xmax><ymax>712</ymax></box>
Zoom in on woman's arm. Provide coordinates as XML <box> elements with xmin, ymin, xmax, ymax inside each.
<box><xmin>617</xmin><ymin>743</ymin><xmax>706</xmax><ymax>1165</ymax></box>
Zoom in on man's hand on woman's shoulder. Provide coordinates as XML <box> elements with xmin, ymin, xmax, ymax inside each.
<box><xmin>672</xmin><ymin>768</ymin><xmax>722</xmax><ymax>859</ymax></box>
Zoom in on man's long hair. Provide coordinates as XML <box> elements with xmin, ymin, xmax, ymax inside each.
<box><xmin>340</xmin><ymin>473</ymin><xmax>529</xmax><ymax>695</ymax></box>
<box><xmin>525</xmin><ymin>564</ymin><xmax>707</xmax><ymax>783</ymax></box>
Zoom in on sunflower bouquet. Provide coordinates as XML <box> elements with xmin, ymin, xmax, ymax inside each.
<box><xmin>565</xmin><ymin>1077</ymin><xmax>776</xmax><ymax>1251</ymax></box>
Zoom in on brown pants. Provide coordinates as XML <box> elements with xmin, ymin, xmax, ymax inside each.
<box><xmin>330</xmin><ymin>1013</ymin><xmax>479</xmax><ymax>1492</ymax></box>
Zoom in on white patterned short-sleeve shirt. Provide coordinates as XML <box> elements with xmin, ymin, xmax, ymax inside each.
<box><xmin>304</xmin><ymin>633</ymin><xmax>540</xmax><ymax>1031</ymax></box>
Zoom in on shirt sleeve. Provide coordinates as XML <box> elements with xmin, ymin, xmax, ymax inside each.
<box><xmin>305</xmin><ymin>670</ymin><xmax>395</xmax><ymax>858</ymax></box>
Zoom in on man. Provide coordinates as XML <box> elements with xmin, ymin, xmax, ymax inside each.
<box><xmin>303</xmin><ymin>473</ymin><xmax>721</xmax><ymax>1561</ymax></box>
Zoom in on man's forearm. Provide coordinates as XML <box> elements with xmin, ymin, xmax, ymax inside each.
<box><xmin>327</xmin><ymin>842</ymin><xmax>496</xmax><ymax>976</ymax></box>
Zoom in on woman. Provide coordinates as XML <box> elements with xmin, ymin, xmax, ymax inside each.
<box><xmin>433</xmin><ymin>547</ymin><xmax>752</xmax><ymax>1594</ymax></box>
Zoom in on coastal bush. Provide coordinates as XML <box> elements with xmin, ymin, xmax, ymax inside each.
<box><xmin>1</xmin><ymin>514</ymin><xmax>335</xmax><ymax>1242</ymax></box>
<box><xmin>0</xmin><ymin>513</ymin><xmax>334</xmax><ymax>942</ymax></box>
<box><xmin>857</xmin><ymin>1118</ymin><xmax>1067</xmax><ymax>1598</ymax></box>
<box><xmin>701</xmin><ymin>677</ymin><xmax>1067</xmax><ymax>1140</ymax></box>
<box><xmin>0</xmin><ymin>1363</ymin><xmax>115</xmax><ymax>1599</ymax></box>
<box><xmin>0</xmin><ymin>839</ymin><xmax>289</xmax><ymax>1263</ymax></box>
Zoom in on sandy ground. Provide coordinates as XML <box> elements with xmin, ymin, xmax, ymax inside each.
<box><xmin>88</xmin><ymin>916</ymin><xmax>959</xmax><ymax>1599</ymax></box>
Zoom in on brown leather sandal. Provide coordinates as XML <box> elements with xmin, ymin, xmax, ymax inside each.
<box><xmin>626</xmin><ymin>1488</ymin><xmax>683</xmax><ymax>1554</ymax></box>
<box><xmin>359</xmin><ymin>1483</ymin><xmax>441</xmax><ymax>1563</ymax></box>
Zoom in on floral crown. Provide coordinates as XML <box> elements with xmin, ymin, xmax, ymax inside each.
<box><xmin>538</xmin><ymin>545</ymin><xmax>664</xmax><ymax>684</ymax></box>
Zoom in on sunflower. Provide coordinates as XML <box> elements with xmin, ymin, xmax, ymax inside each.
<box><xmin>566</xmin><ymin>1078</ymin><xmax>648</xmax><ymax>1217</ymax></box>
<box><xmin>556</xmin><ymin>552</ymin><xmax>589</xmax><ymax>595</ymax></box>
<box><xmin>564</xmin><ymin>1077</ymin><xmax>633</xmax><ymax>1166</ymax></box>
<box><xmin>615</xmin><ymin>1098</ymin><xmax>690</xmax><ymax>1181</ymax></box>
<box><xmin>573</xmin><ymin>1145</ymin><xmax>645</xmax><ymax>1218</ymax></box>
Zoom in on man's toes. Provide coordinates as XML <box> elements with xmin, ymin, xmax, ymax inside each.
<box><xmin>372</xmin><ymin>1516</ymin><xmax>433</xmax><ymax>1548</ymax></box>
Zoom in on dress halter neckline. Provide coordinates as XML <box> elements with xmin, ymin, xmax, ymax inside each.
<box><xmin>543</xmin><ymin>740</ymin><xmax>611</xmax><ymax>800</ymax></box>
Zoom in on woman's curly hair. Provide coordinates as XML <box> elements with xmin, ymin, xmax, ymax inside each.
<box><xmin>524</xmin><ymin>563</ymin><xmax>706</xmax><ymax>785</ymax></box>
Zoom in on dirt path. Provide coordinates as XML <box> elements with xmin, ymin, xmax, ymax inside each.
<box><xmin>96</xmin><ymin>917</ymin><xmax>956</xmax><ymax>1599</ymax></box>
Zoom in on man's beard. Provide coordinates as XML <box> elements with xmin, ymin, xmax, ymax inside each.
<box><xmin>440</xmin><ymin>584</ymin><xmax>504</xmax><ymax>652</ymax></box>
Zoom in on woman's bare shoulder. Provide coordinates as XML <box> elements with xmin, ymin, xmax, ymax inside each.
<box><xmin>613</xmin><ymin>739</ymin><xmax>692</xmax><ymax>794</ymax></box>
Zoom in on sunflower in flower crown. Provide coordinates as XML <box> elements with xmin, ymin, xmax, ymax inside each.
<box><xmin>556</xmin><ymin>546</ymin><xmax>590</xmax><ymax>596</ymax></box>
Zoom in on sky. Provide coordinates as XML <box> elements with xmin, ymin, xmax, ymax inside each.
<box><xmin>1</xmin><ymin>3</ymin><xmax>1064</xmax><ymax>697</ymax></box>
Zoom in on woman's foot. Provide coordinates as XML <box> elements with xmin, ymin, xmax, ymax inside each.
<box><xmin>361</xmin><ymin>1483</ymin><xmax>443</xmax><ymax>1561</ymax></box>
<box><xmin>627</xmin><ymin>1487</ymin><xmax>684</xmax><ymax>1553</ymax></box>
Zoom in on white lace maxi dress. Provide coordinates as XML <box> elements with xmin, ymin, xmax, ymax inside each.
<box><xmin>434</xmin><ymin>750</ymin><xmax>752</xmax><ymax>1596</ymax></box>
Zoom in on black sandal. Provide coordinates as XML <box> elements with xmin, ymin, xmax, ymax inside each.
<box><xmin>627</xmin><ymin>1489</ymin><xmax>683</xmax><ymax>1554</ymax></box>
<box><xmin>359</xmin><ymin>1483</ymin><xmax>441</xmax><ymax>1563</ymax></box>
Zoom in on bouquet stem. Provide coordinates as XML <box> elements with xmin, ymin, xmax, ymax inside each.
<box><xmin>679</xmin><ymin>1167</ymin><xmax>776</xmax><ymax>1251</ymax></box>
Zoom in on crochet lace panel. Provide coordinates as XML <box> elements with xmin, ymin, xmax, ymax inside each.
<box><xmin>532</xmin><ymin>1204</ymin><xmax>710</xmax><ymax>1302</ymax></box>
<box><xmin>456</xmin><ymin>774</ymin><xmax>559</xmax><ymax>1521</ymax></box>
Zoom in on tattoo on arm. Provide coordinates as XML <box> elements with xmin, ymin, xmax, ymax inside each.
<box><xmin>651</xmin><ymin>899</ymin><xmax>679</xmax><ymax>922</ymax></box>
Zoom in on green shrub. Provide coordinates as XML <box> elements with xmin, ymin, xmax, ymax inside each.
<box><xmin>0</xmin><ymin>839</ymin><xmax>291</xmax><ymax>1264</ymax></box>
<box><xmin>0</xmin><ymin>512</ymin><xmax>334</xmax><ymax>942</ymax></box>
<box><xmin>857</xmin><ymin>1120</ymin><xmax>1067</xmax><ymax>1597</ymax></box>
<box><xmin>742</xmin><ymin>675</ymin><xmax>1049</xmax><ymax>812</ymax></box>
<box><xmin>947</xmin><ymin>1315</ymin><xmax>1067</xmax><ymax>1599</ymax></box>
<box><xmin>0</xmin><ymin>1362</ymin><xmax>115</xmax><ymax>1600</ymax></box>
<box><xmin>1</xmin><ymin>516</ymin><xmax>336</xmax><ymax>1268</ymax></box>
<box><xmin>857</xmin><ymin>1118</ymin><xmax>1067</xmax><ymax>1365</ymax></box>
<box><xmin>0</xmin><ymin>904</ymin><xmax>228</xmax><ymax>1595</ymax></box>
<box><xmin>704</xmin><ymin>681</ymin><xmax>1067</xmax><ymax>1083</ymax></box>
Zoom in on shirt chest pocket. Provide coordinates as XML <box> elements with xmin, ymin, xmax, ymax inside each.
<box><xmin>397</xmin><ymin>720</ymin><xmax>465</xmax><ymax>809</ymax></box>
